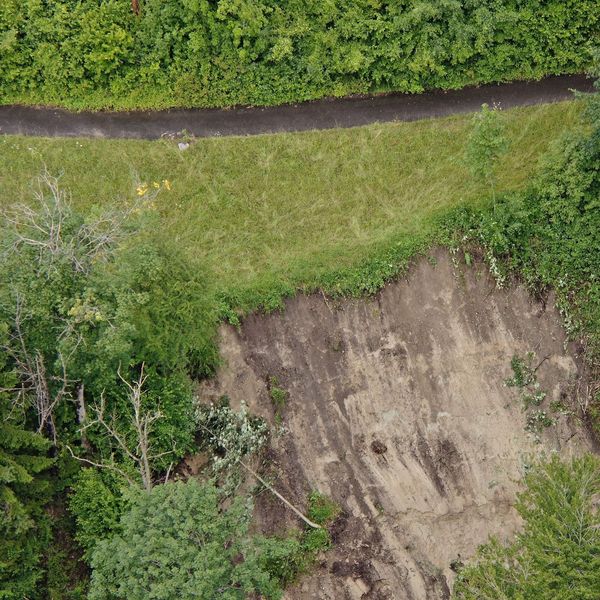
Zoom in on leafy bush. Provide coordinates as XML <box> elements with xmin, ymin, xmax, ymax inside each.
<box><xmin>68</xmin><ymin>469</ymin><xmax>126</xmax><ymax>560</ymax></box>
<box><xmin>465</xmin><ymin>104</ymin><xmax>508</xmax><ymax>200</ymax></box>
<box><xmin>88</xmin><ymin>479</ymin><xmax>288</xmax><ymax>600</ymax></box>
<box><xmin>453</xmin><ymin>455</ymin><xmax>600</xmax><ymax>600</ymax></box>
<box><xmin>0</xmin><ymin>0</ymin><xmax>598</xmax><ymax>110</ymax></box>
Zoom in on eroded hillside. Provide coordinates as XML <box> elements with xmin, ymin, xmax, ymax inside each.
<box><xmin>199</xmin><ymin>249</ymin><xmax>595</xmax><ymax>599</ymax></box>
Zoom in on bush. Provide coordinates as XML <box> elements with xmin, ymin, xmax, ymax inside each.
<box><xmin>88</xmin><ymin>480</ymin><xmax>288</xmax><ymax>600</ymax></box>
<box><xmin>453</xmin><ymin>455</ymin><xmax>600</xmax><ymax>600</ymax></box>
<box><xmin>68</xmin><ymin>469</ymin><xmax>126</xmax><ymax>561</ymax></box>
<box><xmin>0</xmin><ymin>0</ymin><xmax>598</xmax><ymax>110</ymax></box>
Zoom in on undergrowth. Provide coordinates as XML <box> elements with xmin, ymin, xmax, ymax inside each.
<box><xmin>263</xmin><ymin>491</ymin><xmax>341</xmax><ymax>588</ymax></box>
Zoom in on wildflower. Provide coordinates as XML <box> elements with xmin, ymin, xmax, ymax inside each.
<box><xmin>136</xmin><ymin>183</ymin><xmax>148</xmax><ymax>196</ymax></box>
<box><xmin>162</xmin><ymin>179</ymin><xmax>172</xmax><ymax>190</ymax></box>
<box><xmin>152</xmin><ymin>181</ymin><xmax>160</xmax><ymax>189</ymax></box>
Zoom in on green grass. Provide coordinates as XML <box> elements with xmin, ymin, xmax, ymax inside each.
<box><xmin>0</xmin><ymin>100</ymin><xmax>584</xmax><ymax>315</ymax></box>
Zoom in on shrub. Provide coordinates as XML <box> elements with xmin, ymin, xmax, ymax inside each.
<box><xmin>0</xmin><ymin>0</ymin><xmax>598</xmax><ymax>110</ymax></box>
<box><xmin>453</xmin><ymin>455</ymin><xmax>600</xmax><ymax>600</ymax></box>
<box><xmin>68</xmin><ymin>469</ymin><xmax>126</xmax><ymax>561</ymax></box>
<box><xmin>88</xmin><ymin>480</ymin><xmax>287</xmax><ymax>600</ymax></box>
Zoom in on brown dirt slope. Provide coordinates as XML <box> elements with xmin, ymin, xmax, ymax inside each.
<box><xmin>200</xmin><ymin>249</ymin><xmax>595</xmax><ymax>600</ymax></box>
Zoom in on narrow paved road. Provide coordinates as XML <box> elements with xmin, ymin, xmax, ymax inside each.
<box><xmin>0</xmin><ymin>74</ymin><xmax>593</xmax><ymax>140</ymax></box>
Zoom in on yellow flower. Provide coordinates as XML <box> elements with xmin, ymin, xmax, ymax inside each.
<box><xmin>136</xmin><ymin>183</ymin><xmax>148</xmax><ymax>196</ymax></box>
<box><xmin>162</xmin><ymin>179</ymin><xmax>172</xmax><ymax>191</ymax></box>
<box><xmin>152</xmin><ymin>181</ymin><xmax>160</xmax><ymax>189</ymax></box>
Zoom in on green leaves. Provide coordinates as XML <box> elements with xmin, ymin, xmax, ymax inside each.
<box><xmin>453</xmin><ymin>456</ymin><xmax>600</xmax><ymax>600</ymax></box>
<box><xmin>0</xmin><ymin>403</ymin><xmax>53</xmax><ymax>598</ymax></box>
<box><xmin>465</xmin><ymin>103</ymin><xmax>508</xmax><ymax>197</ymax></box>
<box><xmin>88</xmin><ymin>480</ymin><xmax>286</xmax><ymax>600</ymax></box>
<box><xmin>0</xmin><ymin>0</ymin><xmax>598</xmax><ymax>109</ymax></box>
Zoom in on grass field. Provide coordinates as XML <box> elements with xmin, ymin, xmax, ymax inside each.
<box><xmin>0</xmin><ymin>100</ymin><xmax>584</xmax><ymax>315</ymax></box>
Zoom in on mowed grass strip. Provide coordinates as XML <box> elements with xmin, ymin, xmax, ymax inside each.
<box><xmin>0</xmin><ymin>100</ymin><xmax>583</xmax><ymax>311</ymax></box>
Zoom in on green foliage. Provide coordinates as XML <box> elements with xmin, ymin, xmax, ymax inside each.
<box><xmin>453</xmin><ymin>455</ymin><xmax>600</xmax><ymax>600</ymax></box>
<box><xmin>44</xmin><ymin>504</ymin><xmax>89</xmax><ymax>600</ymax></box>
<box><xmin>88</xmin><ymin>479</ymin><xmax>286</xmax><ymax>600</ymax></box>
<box><xmin>0</xmin><ymin>350</ymin><xmax>53</xmax><ymax>598</ymax></box>
<box><xmin>268</xmin><ymin>376</ymin><xmax>287</xmax><ymax>412</ymax></box>
<box><xmin>68</xmin><ymin>469</ymin><xmax>126</xmax><ymax>561</ymax></box>
<box><xmin>446</xmin><ymin>90</ymin><xmax>600</xmax><ymax>375</ymax></box>
<box><xmin>0</xmin><ymin>176</ymin><xmax>216</xmax><ymax>462</ymax></box>
<box><xmin>255</xmin><ymin>491</ymin><xmax>341</xmax><ymax>587</ymax></box>
<box><xmin>307</xmin><ymin>490</ymin><xmax>341</xmax><ymax>526</ymax></box>
<box><xmin>254</xmin><ymin>535</ymin><xmax>303</xmax><ymax>588</ymax></box>
<box><xmin>0</xmin><ymin>1</ymin><xmax>598</xmax><ymax>110</ymax></box>
<box><xmin>466</xmin><ymin>103</ymin><xmax>509</xmax><ymax>199</ymax></box>
<box><xmin>301</xmin><ymin>491</ymin><xmax>340</xmax><ymax>558</ymax></box>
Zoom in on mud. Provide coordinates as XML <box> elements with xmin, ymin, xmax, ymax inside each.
<box><xmin>199</xmin><ymin>249</ymin><xmax>595</xmax><ymax>599</ymax></box>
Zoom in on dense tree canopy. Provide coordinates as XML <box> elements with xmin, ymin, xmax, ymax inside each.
<box><xmin>0</xmin><ymin>0</ymin><xmax>598</xmax><ymax>110</ymax></box>
<box><xmin>88</xmin><ymin>479</ymin><xmax>288</xmax><ymax>600</ymax></box>
<box><xmin>0</xmin><ymin>347</ymin><xmax>53</xmax><ymax>598</ymax></box>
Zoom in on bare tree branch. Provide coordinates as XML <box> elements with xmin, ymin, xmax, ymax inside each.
<box><xmin>65</xmin><ymin>445</ymin><xmax>137</xmax><ymax>487</ymax></box>
<box><xmin>79</xmin><ymin>364</ymin><xmax>174</xmax><ymax>491</ymax></box>
<box><xmin>197</xmin><ymin>421</ymin><xmax>321</xmax><ymax>529</ymax></box>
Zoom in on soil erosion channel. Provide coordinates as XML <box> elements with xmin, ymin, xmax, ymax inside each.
<box><xmin>199</xmin><ymin>249</ymin><xmax>595</xmax><ymax>599</ymax></box>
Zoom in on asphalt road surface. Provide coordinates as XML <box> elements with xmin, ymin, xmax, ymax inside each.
<box><xmin>0</xmin><ymin>74</ymin><xmax>594</xmax><ymax>140</ymax></box>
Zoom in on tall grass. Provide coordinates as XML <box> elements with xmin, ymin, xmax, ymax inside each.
<box><xmin>0</xmin><ymin>100</ymin><xmax>583</xmax><ymax>315</ymax></box>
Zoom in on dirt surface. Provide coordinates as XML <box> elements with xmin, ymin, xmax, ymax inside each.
<box><xmin>199</xmin><ymin>250</ymin><xmax>596</xmax><ymax>599</ymax></box>
<box><xmin>0</xmin><ymin>75</ymin><xmax>593</xmax><ymax>140</ymax></box>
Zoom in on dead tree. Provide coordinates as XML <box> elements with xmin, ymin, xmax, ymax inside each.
<box><xmin>72</xmin><ymin>364</ymin><xmax>173</xmax><ymax>491</ymax></box>
<box><xmin>0</xmin><ymin>294</ymin><xmax>70</xmax><ymax>445</ymax></box>
<box><xmin>3</xmin><ymin>169</ymin><xmax>152</xmax><ymax>276</ymax></box>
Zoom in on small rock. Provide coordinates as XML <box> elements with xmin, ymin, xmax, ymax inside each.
<box><xmin>371</xmin><ymin>439</ymin><xmax>387</xmax><ymax>454</ymax></box>
<box><xmin>178</xmin><ymin>142</ymin><xmax>190</xmax><ymax>151</ymax></box>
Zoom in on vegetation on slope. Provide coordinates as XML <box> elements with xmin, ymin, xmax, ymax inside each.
<box><xmin>446</xmin><ymin>77</ymin><xmax>600</xmax><ymax>374</ymax></box>
<box><xmin>0</xmin><ymin>0</ymin><xmax>598</xmax><ymax>110</ymax></box>
<box><xmin>453</xmin><ymin>456</ymin><xmax>600</xmax><ymax>600</ymax></box>
<box><xmin>0</xmin><ymin>101</ymin><xmax>582</xmax><ymax>317</ymax></box>
<box><xmin>0</xmin><ymin>80</ymin><xmax>599</xmax><ymax>597</ymax></box>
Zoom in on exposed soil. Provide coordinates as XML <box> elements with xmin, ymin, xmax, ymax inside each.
<box><xmin>0</xmin><ymin>74</ymin><xmax>593</xmax><ymax>140</ymax></box>
<box><xmin>199</xmin><ymin>249</ymin><xmax>595</xmax><ymax>599</ymax></box>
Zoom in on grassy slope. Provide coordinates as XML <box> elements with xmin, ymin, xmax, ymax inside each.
<box><xmin>0</xmin><ymin>101</ymin><xmax>583</xmax><ymax>314</ymax></box>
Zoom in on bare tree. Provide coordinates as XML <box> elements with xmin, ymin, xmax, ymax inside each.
<box><xmin>70</xmin><ymin>364</ymin><xmax>174</xmax><ymax>491</ymax></box>
<box><xmin>0</xmin><ymin>294</ymin><xmax>70</xmax><ymax>445</ymax></box>
<box><xmin>2</xmin><ymin>169</ymin><xmax>152</xmax><ymax>275</ymax></box>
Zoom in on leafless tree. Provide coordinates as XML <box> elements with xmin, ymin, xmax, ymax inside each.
<box><xmin>0</xmin><ymin>294</ymin><xmax>70</xmax><ymax>445</ymax></box>
<box><xmin>2</xmin><ymin>169</ymin><xmax>151</xmax><ymax>275</ymax></box>
<box><xmin>70</xmin><ymin>364</ymin><xmax>174</xmax><ymax>491</ymax></box>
